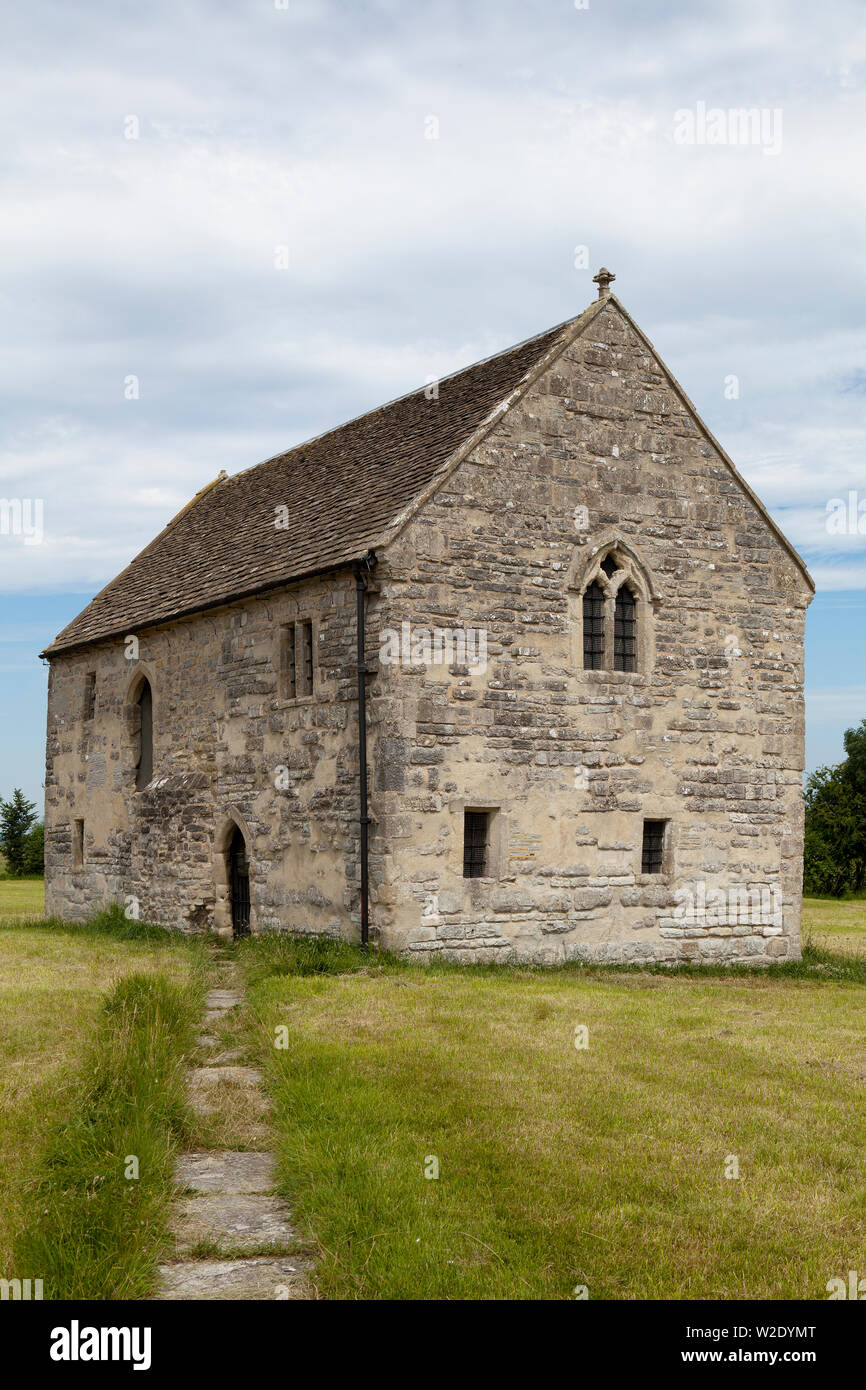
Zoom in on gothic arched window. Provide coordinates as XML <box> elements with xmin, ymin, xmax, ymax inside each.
<box><xmin>569</xmin><ymin>537</ymin><xmax>657</xmax><ymax>676</ymax></box>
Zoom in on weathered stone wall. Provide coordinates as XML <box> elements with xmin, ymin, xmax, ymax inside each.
<box><xmin>45</xmin><ymin>300</ymin><xmax>811</xmax><ymax>964</ymax></box>
<box><xmin>45</xmin><ymin>570</ymin><xmax>366</xmax><ymax>936</ymax></box>
<box><xmin>366</xmin><ymin>301</ymin><xmax>811</xmax><ymax>964</ymax></box>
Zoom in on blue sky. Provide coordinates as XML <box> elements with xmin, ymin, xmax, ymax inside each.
<box><xmin>2</xmin><ymin>0</ymin><xmax>865</xmax><ymax>810</ymax></box>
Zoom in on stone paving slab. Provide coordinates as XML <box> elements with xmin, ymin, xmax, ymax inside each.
<box><xmin>209</xmin><ymin>1048</ymin><xmax>249</xmax><ymax>1065</ymax></box>
<box><xmin>206</xmin><ymin>988</ymin><xmax>243</xmax><ymax>1010</ymax></box>
<box><xmin>157</xmin><ymin>1256</ymin><xmax>312</xmax><ymax>1301</ymax></box>
<box><xmin>157</xmin><ymin>956</ymin><xmax>312</xmax><ymax>1299</ymax></box>
<box><xmin>176</xmin><ymin>1151</ymin><xmax>276</xmax><ymax>1194</ymax></box>
<box><xmin>187</xmin><ymin>1067</ymin><xmax>269</xmax><ymax>1116</ymax></box>
<box><xmin>170</xmin><ymin>1194</ymin><xmax>298</xmax><ymax>1252</ymax></box>
<box><xmin>188</xmin><ymin>1065</ymin><xmax>263</xmax><ymax>1087</ymax></box>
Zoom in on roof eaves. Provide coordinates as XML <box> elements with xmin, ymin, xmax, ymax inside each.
<box><xmin>40</xmin><ymin>551</ymin><xmax>372</xmax><ymax>660</ymax></box>
<box><xmin>38</xmin><ymin>470</ymin><xmax>231</xmax><ymax>658</ymax></box>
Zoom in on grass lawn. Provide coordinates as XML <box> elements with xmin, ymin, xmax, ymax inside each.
<box><xmin>0</xmin><ymin>914</ymin><xmax>205</xmax><ymax>1294</ymax></box>
<box><xmin>0</xmin><ymin>875</ymin><xmax>45</xmax><ymax>919</ymax></box>
<box><xmin>242</xmin><ymin>908</ymin><xmax>866</xmax><ymax>1302</ymax></box>
<box><xmin>1</xmin><ymin>894</ymin><xmax>863</xmax><ymax>1301</ymax></box>
<box><xmin>802</xmin><ymin>893</ymin><xmax>866</xmax><ymax>957</ymax></box>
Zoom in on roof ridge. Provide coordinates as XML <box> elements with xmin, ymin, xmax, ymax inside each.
<box><xmin>41</xmin><ymin>314</ymin><xmax>576</xmax><ymax>657</ymax></box>
<box><xmin>224</xmin><ymin>314</ymin><xmax>582</xmax><ymax>486</ymax></box>
<box><xmin>42</xmin><ymin>288</ymin><xmax>812</xmax><ymax>659</ymax></box>
<box><xmin>370</xmin><ymin>297</ymin><xmax>607</xmax><ymax>553</ymax></box>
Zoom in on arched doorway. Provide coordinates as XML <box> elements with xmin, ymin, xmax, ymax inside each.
<box><xmin>228</xmin><ymin>828</ymin><xmax>251</xmax><ymax>937</ymax></box>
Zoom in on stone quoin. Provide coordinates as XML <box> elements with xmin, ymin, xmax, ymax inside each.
<box><xmin>41</xmin><ymin>276</ymin><xmax>813</xmax><ymax>965</ymax></box>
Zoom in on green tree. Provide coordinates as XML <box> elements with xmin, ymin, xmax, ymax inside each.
<box><xmin>22</xmin><ymin>821</ymin><xmax>44</xmax><ymax>875</ymax></box>
<box><xmin>804</xmin><ymin>719</ymin><xmax>866</xmax><ymax>896</ymax></box>
<box><xmin>840</xmin><ymin>718</ymin><xmax>866</xmax><ymax>883</ymax></box>
<box><xmin>0</xmin><ymin>789</ymin><xmax>38</xmax><ymax>877</ymax></box>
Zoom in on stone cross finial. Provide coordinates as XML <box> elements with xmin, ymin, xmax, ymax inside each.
<box><xmin>592</xmin><ymin>266</ymin><xmax>616</xmax><ymax>299</ymax></box>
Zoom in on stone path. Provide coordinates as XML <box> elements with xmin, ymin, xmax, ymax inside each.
<box><xmin>156</xmin><ymin>951</ymin><xmax>314</xmax><ymax>1300</ymax></box>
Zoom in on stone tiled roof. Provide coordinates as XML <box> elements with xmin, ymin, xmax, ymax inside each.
<box><xmin>42</xmin><ymin>291</ymin><xmax>814</xmax><ymax>658</ymax></box>
<box><xmin>42</xmin><ymin>317</ymin><xmax>575</xmax><ymax>656</ymax></box>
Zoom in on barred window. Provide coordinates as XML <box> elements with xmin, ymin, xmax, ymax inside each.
<box><xmin>463</xmin><ymin>810</ymin><xmax>489</xmax><ymax>878</ymax></box>
<box><xmin>641</xmin><ymin>820</ymin><xmax>666</xmax><ymax>875</ymax></box>
<box><xmin>614</xmin><ymin>586</ymin><xmax>637</xmax><ymax>672</ymax></box>
<box><xmin>575</xmin><ymin>544</ymin><xmax>652</xmax><ymax>678</ymax></box>
<box><xmin>582</xmin><ymin>582</ymin><xmax>605</xmax><ymax>670</ymax></box>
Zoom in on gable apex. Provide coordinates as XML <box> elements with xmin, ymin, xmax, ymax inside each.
<box><xmin>601</xmin><ymin>295</ymin><xmax>814</xmax><ymax>594</ymax></box>
<box><xmin>42</xmin><ymin>282</ymin><xmax>812</xmax><ymax>658</ymax></box>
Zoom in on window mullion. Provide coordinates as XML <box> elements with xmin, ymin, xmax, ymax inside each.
<box><xmin>603</xmin><ymin>595</ymin><xmax>615</xmax><ymax>671</ymax></box>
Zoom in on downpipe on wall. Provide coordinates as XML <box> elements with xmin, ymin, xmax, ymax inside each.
<box><xmin>354</xmin><ymin>553</ymin><xmax>377</xmax><ymax>949</ymax></box>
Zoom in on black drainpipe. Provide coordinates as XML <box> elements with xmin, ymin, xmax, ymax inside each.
<box><xmin>353</xmin><ymin>554</ymin><xmax>376</xmax><ymax>948</ymax></box>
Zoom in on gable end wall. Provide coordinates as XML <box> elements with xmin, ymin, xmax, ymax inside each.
<box><xmin>367</xmin><ymin>302</ymin><xmax>810</xmax><ymax>964</ymax></box>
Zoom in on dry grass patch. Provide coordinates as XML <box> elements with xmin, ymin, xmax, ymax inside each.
<box><xmin>0</xmin><ymin>918</ymin><xmax>203</xmax><ymax>1285</ymax></box>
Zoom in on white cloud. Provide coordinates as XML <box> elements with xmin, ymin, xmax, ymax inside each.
<box><xmin>0</xmin><ymin>0</ymin><xmax>865</xmax><ymax>598</ymax></box>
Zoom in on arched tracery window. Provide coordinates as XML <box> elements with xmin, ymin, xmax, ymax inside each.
<box><xmin>569</xmin><ymin>537</ymin><xmax>658</xmax><ymax>675</ymax></box>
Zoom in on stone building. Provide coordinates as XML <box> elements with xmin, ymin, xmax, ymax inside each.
<box><xmin>42</xmin><ymin>270</ymin><xmax>813</xmax><ymax>964</ymax></box>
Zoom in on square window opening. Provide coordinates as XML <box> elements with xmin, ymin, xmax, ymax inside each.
<box><xmin>641</xmin><ymin>819</ymin><xmax>667</xmax><ymax>875</ymax></box>
<box><xmin>463</xmin><ymin>810</ymin><xmax>490</xmax><ymax>879</ymax></box>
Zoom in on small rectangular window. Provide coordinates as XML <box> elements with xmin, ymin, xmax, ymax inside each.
<box><xmin>301</xmin><ymin>620</ymin><xmax>314</xmax><ymax>696</ymax></box>
<box><xmin>280</xmin><ymin>621</ymin><xmax>314</xmax><ymax>699</ymax></box>
<box><xmin>83</xmin><ymin>672</ymin><xmax>96</xmax><ymax>721</ymax></box>
<box><xmin>641</xmin><ymin>819</ymin><xmax>667</xmax><ymax>875</ymax></box>
<box><xmin>463</xmin><ymin>810</ymin><xmax>489</xmax><ymax>879</ymax></box>
<box><xmin>73</xmin><ymin>819</ymin><xmax>85</xmax><ymax>870</ymax></box>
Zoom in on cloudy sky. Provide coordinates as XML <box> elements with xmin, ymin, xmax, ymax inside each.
<box><xmin>2</xmin><ymin>0</ymin><xmax>865</xmax><ymax>806</ymax></box>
